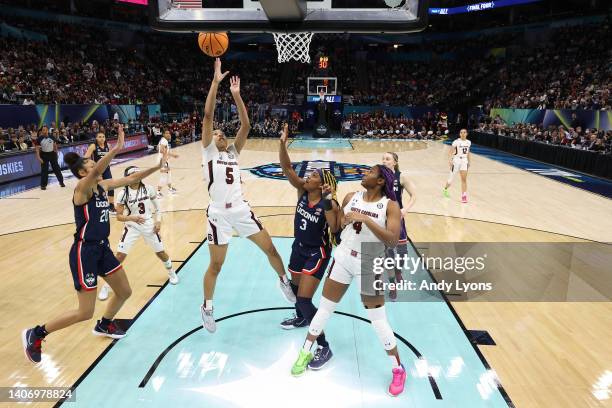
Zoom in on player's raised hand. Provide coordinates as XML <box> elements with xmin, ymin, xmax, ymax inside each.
<box><xmin>229</xmin><ymin>76</ymin><xmax>240</xmax><ymax>94</ymax></box>
<box><xmin>280</xmin><ymin>123</ymin><xmax>289</xmax><ymax>143</ymax></box>
<box><xmin>213</xmin><ymin>58</ymin><xmax>230</xmax><ymax>84</ymax></box>
<box><xmin>116</xmin><ymin>123</ymin><xmax>125</xmax><ymax>151</ymax></box>
<box><xmin>321</xmin><ymin>183</ymin><xmax>332</xmax><ymax>197</ymax></box>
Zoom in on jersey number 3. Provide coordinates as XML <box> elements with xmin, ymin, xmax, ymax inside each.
<box><xmin>225</xmin><ymin>167</ymin><xmax>234</xmax><ymax>184</ymax></box>
<box><xmin>138</xmin><ymin>202</ymin><xmax>145</xmax><ymax>214</ymax></box>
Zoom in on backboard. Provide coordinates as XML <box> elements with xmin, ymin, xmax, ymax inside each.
<box><xmin>150</xmin><ymin>0</ymin><xmax>428</xmax><ymax>34</ymax></box>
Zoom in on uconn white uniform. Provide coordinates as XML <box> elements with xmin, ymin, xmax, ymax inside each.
<box><xmin>329</xmin><ymin>191</ymin><xmax>389</xmax><ymax>295</ymax></box>
<box><xmin>451</xmin><ymin>138</ymin><xmax>471</xmax><ymax>171</ymax></box>
<box><xmin>203</xmin><ymin>142</ymin><xmax>262</xmax><ymax>245</ymax></box>
<box><xmin>117</xmin><ymin>184</ymin><xmax>164</xmax><ymax>253</ymax></box>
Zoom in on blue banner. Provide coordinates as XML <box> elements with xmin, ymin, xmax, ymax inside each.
<box><xmin>0</xmin><ymin>133</ymin><xmax>149</xmax><ymax>184</ymax></box>
<box><xmin>430</xmin><ymin>0</ymin><xmax>541</xmax><ymax>15</ymax></box>
<box><xmin>0</xmin><ymin>104</ymin><xmax>159</xmax><ymax>128</ymax></box>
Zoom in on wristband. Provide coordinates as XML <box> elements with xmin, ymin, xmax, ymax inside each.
<box><xmin>322</xmin><ymin>193</ymin><xmax>333</xmax><ymax>211</ymax></box>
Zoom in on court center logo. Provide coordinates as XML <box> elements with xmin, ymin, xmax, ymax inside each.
<box><xmin>249</xmin><ymin>160</ymin><xmax>370</xmax><ymax>182</ymax></box>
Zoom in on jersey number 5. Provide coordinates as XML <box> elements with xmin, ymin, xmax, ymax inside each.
<box><xmin>225</xmin><ymin>167</ymin><xmax>234</xmax><ymax>184</ymax></box>
<box><xmin>353</xmin><ymin>222</ymin><xmax>362</xmax><ymax>234</ymax></box>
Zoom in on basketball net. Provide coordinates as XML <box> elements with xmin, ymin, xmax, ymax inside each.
<box><xmin>272</xmin><ymin>32</ymin><xmax>314</xmax><ymax>63</ymax></box>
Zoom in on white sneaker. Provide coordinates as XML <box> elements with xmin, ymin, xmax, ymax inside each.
<box><xmin>98</xmin><ymin>284</ymin><xmax>111</xmax><ymax>301</ymax></box>
<box><xmin>157</xmin><ymin>191</ymin><xmax>163</xmax><ymax>198</ymax></box>
<box><xmin>168</xmin><ymin>187</ymin><xmax>177</xmax><ymax>194</ymax></box>
<box><xmin>278</xmin><ymin>278</ymin><xmax>296</xmax><ymax>303</ymax></box>
<box><xmin>201</xmin><ymin>305</ymin><xmax>216</xmax><ymax>333</ymax></box>
<box><xmin>168</xmin><ymin>269</ymin><xmax>179</xmax><ymax>285</ymax></box>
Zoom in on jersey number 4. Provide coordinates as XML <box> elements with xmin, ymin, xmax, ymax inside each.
<box><xmin>462</xmin><ymin>147</ymin><xmax>468</xmax><ymax>154</ymax></box>
<box><xmin>353</xmin><ymin>222</ymin><xmax>362</xmax><ymax>234</ymax></box>
<box><xmin>226</xmin><ymin>167</ymin><xmax>234</xmax><ymax>184</ymax></box>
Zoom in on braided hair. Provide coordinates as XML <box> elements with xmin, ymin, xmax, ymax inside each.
<box><xmin>321</xmin><ymin>169</ymin><xmax>339</xmax><ymax>246</ymax></box>
<box><xmin>376</xmin><ymin>165</ymin><xmax>397</xmax><ymax>201</ymax></box>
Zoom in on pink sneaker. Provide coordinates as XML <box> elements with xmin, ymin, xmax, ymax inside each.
<box><xmin>388</xmin><ymin>364</ymin><xmax>407</xmax><ymax>396</ymax></box>
<box><xmin>461</xmin><ymin>193</ymin><xmax>468</xmax><ymax>203</ymax></box>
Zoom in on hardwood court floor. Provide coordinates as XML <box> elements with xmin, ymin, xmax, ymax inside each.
<box><xmin>0</xmin><ymin>138</ymin><xmax>610</xmax><ymax>407</ymax></box>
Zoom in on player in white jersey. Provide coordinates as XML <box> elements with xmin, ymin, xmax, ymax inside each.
<box><xmin>98</xmin><ymin>166</ymin><xmax>178</xmax><ymax>300</ymax></box>
<box><xmin>291</xmin><ymin>164</ymin><xmax>408</xmax><ymax>397</ymax></box>
<box><xmin>200</xmin><ymin>58</ymin><xmax>295</xmax><ymax>333</ymax></box>
<box><xmin>157</xmin><ymin>130</ymin><xmax>179</xmax><ymax>197</ymax></box>
<box><xmin>443</xmin><ymin>128</ymin><xmax>472</xmax><ymax>203</ymax></box>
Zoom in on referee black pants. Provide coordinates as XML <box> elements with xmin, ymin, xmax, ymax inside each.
<box><xmin>40</xmin><ymin>151</ymin><xmax>64</xmax><ymax>188</ymax></box>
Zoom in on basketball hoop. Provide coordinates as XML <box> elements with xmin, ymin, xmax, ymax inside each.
<box><xmin>272</xmin><ymin>32</ymin><xmax>314</xmax><ymax>64</ymax></box>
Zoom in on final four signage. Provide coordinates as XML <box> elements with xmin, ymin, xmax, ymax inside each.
<box><xmin>250</xmin><ymin>160</ymin><xmax>370</xmax><ymax>182</ymax></box>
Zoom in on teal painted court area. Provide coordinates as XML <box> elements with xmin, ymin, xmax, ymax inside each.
<box><xmin>61</xmin><ymin>238</ymin><xmax>510</xmax><ymax>408</ymax></box>
<box><xmin>289</xmin><ymin>138</ymin><xmax>353</xmax><ymax>150</ymax></box>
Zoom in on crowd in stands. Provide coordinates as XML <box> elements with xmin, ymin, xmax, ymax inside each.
<box><xmin>342</xmin><ymin>111</ymin><xmax>449</xmax><ymax>139</ymax></box>
<box><xmin>0</xmin><ymin>16</ymin><xmax>169</xmax><ymax>104</ymax></box>
<box><xmin>480</xmin><ymin>23</ymin><xmax>611</xmax><ymax>111</ymax></box>
<box><xmin>1</xmin><ymin>12</ymin><xmax>609</xmax><ymax>113</ymax></box>
<box><xmin>476</xmin><ymin>115</ymin><xmax>612</xmax><ymax>154</ymax></box>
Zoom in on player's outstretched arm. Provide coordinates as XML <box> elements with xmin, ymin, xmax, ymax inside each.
<box><xmin>101</xmin><ymin>149</ymin><xmax>166</xmax><ymax>191</ymax></box>
<box><xmin>75</xmin><ymin>126</ymin><xmax>124</xmax><ymax>201</ymax></box>
<box><xmin>279</xmin><ymin>123</ymin><xmax>305</xmax><ymax>192</ymax></box>
<box><xmin>202</xmin><ymin>58</ymin><xmax>229</xmax><ymax>148</ymax></box>
<box><xmin>84</xmin><ymin>143</ymin><xmax>96</xmax><ymax>159</ymax></box>
<box><xmin>230</xmin><ymin>76</ymin><xmax>251</xmax><ymax>154</ymax></box>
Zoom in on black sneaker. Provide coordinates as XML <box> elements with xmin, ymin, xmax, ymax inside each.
<box><xmin>280</xmin><ymin>315</ymin><xmax>308</xmax><ymax>330</ymax></box>
<box><xmin>92</xmin><ymin>320</ymin><xmax>126</xmax><ymax>339</ymax></box>
<box><xmin>22</xmin><ymin>328</ymin><xmax>44</xmax><ymax>363</ymax></box>
<box><xmin>41</xmin><ymin>186</ymin><xmax>46</xmax><ymax>190</ymax></box>
<box><xmin>308</xmin><ymin>345</ymin><xmax>333</xmax><ymax>370</ymax></box>
<box><xmin>59</xmin><ymin>183</ymin><xmax>66</xmax><ymax>188</ymax></box>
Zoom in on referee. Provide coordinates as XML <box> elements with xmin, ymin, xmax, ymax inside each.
<box><xmin>34</xmin><ymin>125</ymin><xmax>65</xmax><ymax>190</ymax></box>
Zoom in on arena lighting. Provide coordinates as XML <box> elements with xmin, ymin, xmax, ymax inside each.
<box><xmin>429</xmin><ymin>0</ymin><xmax>541</xmax><ymax>15</ymax></box>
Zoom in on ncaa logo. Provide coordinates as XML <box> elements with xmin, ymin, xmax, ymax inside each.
<box><xmin>377</xmin><ymin>203</ymin><xmax>384</xmax><ymax>209</ymax></box>
<box><xmin>250</xmin><ymin>160</ymin><xmax>370</xmax><ymax>182</ymax></box>
<box><xmin>228</xmin><ymin>154</ymin><xmax>234</xmax><ymax>159</ymax></box>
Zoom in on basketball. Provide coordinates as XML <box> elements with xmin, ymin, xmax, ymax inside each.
<box><xmin>198</xmin><ymin>32</ymin><xmax>229</xmax><ymax>57</ymax></box>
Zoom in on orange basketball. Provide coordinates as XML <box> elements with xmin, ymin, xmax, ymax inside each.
<box><xmin>198</xmin><ymin>32</ymin><xmax>229</xmax><ymax>57</ymax></box>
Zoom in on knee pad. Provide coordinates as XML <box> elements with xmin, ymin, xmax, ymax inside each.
<box><xmin>366</xmin><ymin>306</ymin><xmax>397</xmax><ymax>351</ymax></box>
<box><xmin>296</xmin><ymin>296</ymin><xmax>317</xmax><ymax>322</ymax></box>
<box><xmin>308</xmin><ymin>297</ymin><xmax>337</xmax><ymax>337</ymax></box>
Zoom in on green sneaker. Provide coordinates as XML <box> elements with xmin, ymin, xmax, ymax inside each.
<box><xmin>443</xmin><ymin>188</ymin><xmax>450</xmax><ymax>198</ymax></box>
<box><xmin>291</xmin><ymin>349</ymin><xmax>313</xmax><ymax>377</ymax></box>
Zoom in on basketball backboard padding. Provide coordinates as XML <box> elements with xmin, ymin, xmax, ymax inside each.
<box><xmin>259</xmin><ymin>0</ymin><xmax>306</xmax><ymax>22</ymax></box>
<box><xmin>150</xmin><ymin>0</ymin><xmax>429</xmax><ymax>34</ymax></box>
